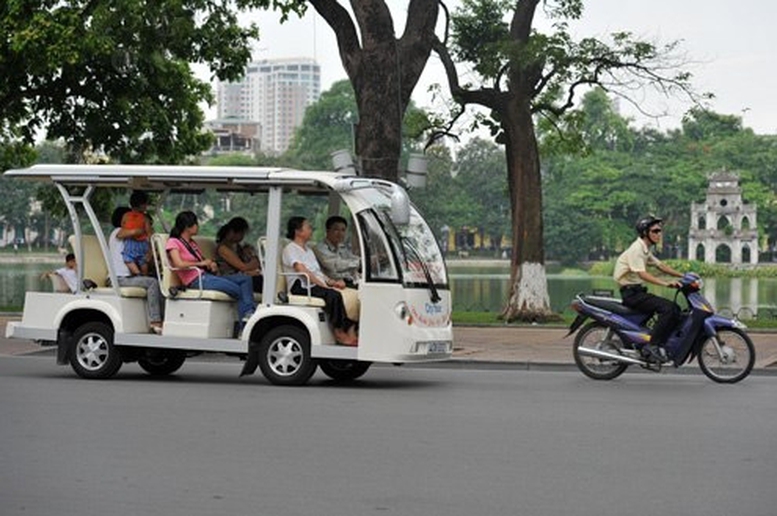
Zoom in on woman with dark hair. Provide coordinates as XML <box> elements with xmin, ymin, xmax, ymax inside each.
<box><xmin>281</xmin><ymin>216</ymin><xmax>358</xmax><ymax>346</ymax></box>
<box><xmin>215</xmin><ymin>217</ymin><xmax>263</xmax><ymax>293</ymax></box>
<box><xmin>165</xmin><ymin>211</ymin><xmax>255</xmax><ymax>322</ymax></box>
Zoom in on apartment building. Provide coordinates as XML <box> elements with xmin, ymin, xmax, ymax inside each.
<box><xmin>216</xmin><ymin>57</ymin><xmax>321</xmax><ymax>154</ymax></box>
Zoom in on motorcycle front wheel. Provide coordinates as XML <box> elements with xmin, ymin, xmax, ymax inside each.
<box><xmin>697</xmin><ymin>328</ymin><xmax>755</xmax><ymax>384</ymax></box>
<box><xmin>573</xmin><ymin>322</ymin><xmax>629</xmax><ymax>380</ymax></box>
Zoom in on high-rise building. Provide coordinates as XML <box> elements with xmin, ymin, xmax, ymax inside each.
<box><xmin>216</xmin><ymin>57</ymin><xmax>321</xmax><ymax>154</ymax></box>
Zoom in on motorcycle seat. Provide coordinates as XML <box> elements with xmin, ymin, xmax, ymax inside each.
<box><xmin>580</xmin><ymin>295</ymin><xmax>642</xmax><ymax>316</ymax></box>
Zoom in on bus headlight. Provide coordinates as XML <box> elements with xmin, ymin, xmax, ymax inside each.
<box><xmin>394</xmin><ymin>302</ymin><xmax>412</xmax><ymax>325</ymax></box>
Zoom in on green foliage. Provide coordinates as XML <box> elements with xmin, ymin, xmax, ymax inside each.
<box><xmin>1</xmin><ymin>0</ymin><xmax>306</xmax><ymax>170</ymax></box>
<box><xmin>541</xmin><ymin>90</ymin><xmax>777</xmax><ymax>264</ymax></box>
<box><xmin>586</xmin><ymin>259</ymin><xmax>777</xmax><ymax>279</ymax></box>
<box><xmin>410</xmin><ymin>138</ymin><xmax>510</xmax><ymax>248</ymax></box>
<box><xmin>284</xmin><ymin>79</ymin><xmax>432</xmax><ymax>171</ymax></box>
<box><xmin>284</xmin><ymin>80</ymin><xmax>358</xmax><ymax>169</ymax></box>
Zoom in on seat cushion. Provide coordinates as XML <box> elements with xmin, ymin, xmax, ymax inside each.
<box><xmin>173</xmin><ymin>289</ymin><xmax>235</xmax><ymax>302</ymax></box>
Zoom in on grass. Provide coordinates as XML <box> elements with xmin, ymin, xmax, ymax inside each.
<box><xmin>452</xmin><ymin>311</ymin><xmax>575</xmax><ymax>327</ymax></box>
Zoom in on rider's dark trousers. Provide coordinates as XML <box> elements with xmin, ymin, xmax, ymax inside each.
<box><xmin>620</xmin><ymin>285</ymin><xmax>681</xmax><ymax>347</ymax></box>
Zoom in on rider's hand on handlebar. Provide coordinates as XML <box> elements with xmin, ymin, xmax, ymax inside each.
<box><xmin>666</xmin><ymin>281</ymin><xmax>681</xmax><ymax>289</ymax></box>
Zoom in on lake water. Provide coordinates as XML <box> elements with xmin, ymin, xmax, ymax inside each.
<box><xmin>2</xmin><ymin>260</ymin><xmax>775</xmax><ymax>318</ymax></box>
<box><xmin>448</xmin><ymin>263</ymin><xmax>777</xmax><ymax>319</ymax></box>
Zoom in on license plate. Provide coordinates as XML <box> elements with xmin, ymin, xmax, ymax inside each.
<box><xmin>426</xmin><ymin>341</ymin><xmax>450</xmax><ymax>354</ymax></box>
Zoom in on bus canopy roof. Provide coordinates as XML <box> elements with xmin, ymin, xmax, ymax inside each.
<box><xmin>4</xmin><ymin>164</ymin><xmax>363</xmax><ymax>193</ymax></box>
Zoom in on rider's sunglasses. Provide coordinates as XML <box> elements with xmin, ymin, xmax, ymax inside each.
<box><xmin>650</xmin><ymin>228</ymin><xmax>662</xmax><ymax>234</ymax></box>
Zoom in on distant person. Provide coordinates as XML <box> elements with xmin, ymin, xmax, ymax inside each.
<box><xmin>282</xmin><ymin>216</ymin><xmax>358</xmax><ymax>346</ymax></box>
<box><xmin>313</xmin><ymin>215</ymin><xmax>361</xmax><ymax>288</ymax></box>
<box><xmin>166</xmin><ymin>211</ymin><xmax>255</xmax><ymax>325</ymax></box>
<box><xmin>215</xmin><ymin>217</ymin><xmax>263</xmax><ymax>293</ymax></box>
<box><xmin>109</xmin><ymin>206</ymin><xmax>164</xmax><ymax>334</ymax></box>
<box><xmin>121</xmin><ymin>190</ymin><xmax>153</xmax><ymax>276</ymax></box>
<box><xmin>43</xmin><ymin>252</ymin><xmax>78</xmax><ymax>293</ymax></box>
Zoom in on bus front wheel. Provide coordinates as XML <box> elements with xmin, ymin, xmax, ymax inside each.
<box><xmin>258</xmin><ymin>325</ymin><xmax>317</xmax><ymax>386</ymax></box>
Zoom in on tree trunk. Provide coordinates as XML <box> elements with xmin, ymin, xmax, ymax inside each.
<box><xmin>352</xmin><ymin>44</ymin><xmax>403</xmax><ymax>180</ymax></box>
<box><xmin>310</xmin><ymin>0</ymin><xmax>438</xmax><ymax>181</ymax></box>
<box><xmin>500</xmin><ymin>101</ymin><xmax>556</xmax><ymax>322</ymax></box>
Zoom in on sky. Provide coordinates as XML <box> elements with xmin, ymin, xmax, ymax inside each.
<box><xmin>203</xmin><ymin>0</ymin><xmax>777</xmax><ymax>136</ymax></box>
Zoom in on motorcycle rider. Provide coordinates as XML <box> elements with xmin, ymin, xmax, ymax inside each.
<box><xmin>613</xmin><ymin>215</ymin><xmax>684</xmax><ymax>362</ymax></box>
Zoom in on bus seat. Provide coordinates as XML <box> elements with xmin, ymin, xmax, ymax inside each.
<box><xmin>150</xmin><ymin>233</ymin><xmax>234</xmax><ymax>302</ymax></box>
<box><xmin>192</xmin><ymin>236</ymin><xmax>216</xmax><ymax>260</ymax></box>
<box><xmin>67</xmin><ymin>235</ymin><xmax>147</xmax><ymax>298</ymax></box>
<box><xmin>45</xmin><ymin>271</ymin><xmax>73</xmax><ymax>293</ymax></box>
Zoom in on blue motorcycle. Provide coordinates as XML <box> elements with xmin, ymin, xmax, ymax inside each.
<box><xmin>568</xmin><ymin>273</ymin><xmax>755</xmax><ymax>383</ymax></box>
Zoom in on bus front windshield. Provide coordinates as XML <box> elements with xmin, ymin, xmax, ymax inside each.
<box><xmin>352</xmin><ymin>187</ymin><xmax>448</xmax><ymax>292</ymax></box>
<box><xmin>375</xmin><ymin>209</ymin><xmax>448</xmax><ymax>291</ymax></box>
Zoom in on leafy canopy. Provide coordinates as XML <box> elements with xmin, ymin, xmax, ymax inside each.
<box><xmin>1</xmin><ymin>0</ymin><xmax>306</xmax><ymax>170</ymax></box>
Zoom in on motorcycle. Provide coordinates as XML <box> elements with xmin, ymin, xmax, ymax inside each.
<box><xmin>567</xmin><ymin>273</ymin><xmax>755</xmax><ymax>383</ymax></box>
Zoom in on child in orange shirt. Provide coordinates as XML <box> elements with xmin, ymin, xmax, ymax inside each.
<box><xmin>121</xmin><ymin>191</ymin><xmax>153</xmax><ymax>276</ymax></box>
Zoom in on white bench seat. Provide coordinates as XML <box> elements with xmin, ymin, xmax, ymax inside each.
<box><xmin>69</xmin><ymin>235</ymin><xmax>149</xmax><ymax>298</ymax></box>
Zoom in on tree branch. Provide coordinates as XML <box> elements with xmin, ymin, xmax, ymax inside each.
<box><xmin>397</xmin><ymin>0</ymin><xmax>440</xmax><ymax>102</ymax></box>
<box><xmin>308</xmin><ymin>0</ymin><xmax>361</xmax><ymax>77</ymax></box>
<box><xmin>431</xmin><ymin>36</ymin><xmax>503</xmax><ymax>110</ymax></box>
<box><xmin>510</xmin><ymin>0</ymin><xmax>540</xmax><ymax>42</ymax></box>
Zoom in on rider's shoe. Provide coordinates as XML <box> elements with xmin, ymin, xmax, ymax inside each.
<box><xmin>641</xmin><ymin>344</ymin><xmax>668</xmax><ymax>363</ymax></box>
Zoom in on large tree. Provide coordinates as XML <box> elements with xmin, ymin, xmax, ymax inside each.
<box><xmin>433</xmin><ymin>0</ymin><xmax>697</xmax><ymax>321</ymax></box>
<box><xmin>1</xmin><ymin>0</ymin><xmax>305</xmax><ymax>170</ymax></box>
<box><xmin>306</xmin><ymin>0</ymin><xmax>439</xmax><ymax>180</ymax></box>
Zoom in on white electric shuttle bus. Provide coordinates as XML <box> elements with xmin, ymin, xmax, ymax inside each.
<box><xmin>5</xmin><ymin>164</ymin><xmax>452</xmax><ymax>385</ymax></box>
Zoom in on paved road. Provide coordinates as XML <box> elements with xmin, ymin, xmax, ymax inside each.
<box><xmin>3</xmin><ymin>314</ymin><xmax>777</xmax><ymax>369</ymax></box>
<box><xmin>2</xmin><ymin>356</ymin><xmax>776</xmax><ymax>516</ymax></box>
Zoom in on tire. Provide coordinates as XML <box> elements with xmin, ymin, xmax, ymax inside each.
<box><xmin>318</xmin><ymin>360</ymin><xmax>372</xmax><ymax>382</ymax></box>
<box><xmin>258</xmin><ymin>325</ymin><xmax>317</xmax><ymax>386</ymax></box>
<box><xmin>573</xmin><ymin>322</ymin><xmax>629</xmax><ymax>381</ymax></box>
<box><xmin>69</xmin><ymin>322</ymin><xmax>122</xmax><ymax>379</ymax></box>
<box><xmin>697</xmin><ymin>328</ymin><xmax>755</xmax><ymax>384</ymax></box>
<box><xmin>138</xmin><ymin>350</ymin><xmax>187</xmax><ymax>376</ymax></box>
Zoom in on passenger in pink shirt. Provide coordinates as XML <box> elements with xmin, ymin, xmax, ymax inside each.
<box><xmin>165</xmin><ymin>211</ymin><xmax>255</xmax><ymax>322</ymax></box>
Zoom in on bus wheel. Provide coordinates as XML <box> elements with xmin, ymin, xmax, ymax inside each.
<box><xmin>318</xmin><ymin>360</ymin><xmax>371</xmax><ymax>382</ymax></box>
<box><xmin>69</xmin><ymin>322</ymin><xmax>122</xmax><ymax>379</ymax></box>
<box><xmin>258</xmin><ymin>325</ymin><xmax>317</xmax><ymax>386</ymax></box>
<box><xmin>138</xmin><ymin>350</ymin><xmax>187</xmax><ymax>376</ymax></box>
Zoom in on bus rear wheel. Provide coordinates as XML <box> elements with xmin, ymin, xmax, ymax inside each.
<box><xmin>258</xmin><ymin>325</ymin><xmax>317</xmax><ymax>386</ymax></box>
<box><xmin>138</xmin><ymin>350</ymin><xmax>187</xmax><ymax>376</ymax></box>
<box><xmin>318</xmin><ymin>360</ymin><xmax>371</xmax><ymax>382</ymax></box>
<box><xmin>69</xmin><ymin>322</ymin><xmax>122</xmax><ymax>379</ymax></box>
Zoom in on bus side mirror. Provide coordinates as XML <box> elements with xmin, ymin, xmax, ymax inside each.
<box><xmin>391</xmin><ymin>185</ymin><xmax>410</xmax><ymax>225</ymax></box>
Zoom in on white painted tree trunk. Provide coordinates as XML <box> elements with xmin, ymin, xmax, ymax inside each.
<box><xmin>504</xmin><ymin>261</ymin><xmax>554</xmax><ymax>321</ymax></box>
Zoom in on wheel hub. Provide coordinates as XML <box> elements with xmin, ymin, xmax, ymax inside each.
<box><xmin>268</xmin><ymin>339</ymin><xmax>302</xmax><ymax>376</ymax></box>
<box><xmin>77</xmin><ymin>334</ymin><xmax>108</xmax><ymax>371</ymax></box>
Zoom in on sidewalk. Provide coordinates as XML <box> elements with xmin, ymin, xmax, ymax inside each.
<box><xmin>2</xmin><ymin>315</ymin><xmax>775</xmax><ymax>369</ymax></box>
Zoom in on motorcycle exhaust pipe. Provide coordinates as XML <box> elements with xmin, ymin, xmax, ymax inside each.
<box><xmin>577</xmin><ymin>346</ymin><xmax>646</xmax><ymax>366</ymax></box>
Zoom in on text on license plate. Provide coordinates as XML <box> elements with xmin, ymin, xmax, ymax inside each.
<box><xmin>425</xmin><ymin>341</ymin><xmax>450</xmax><ymax>354</ymax></box>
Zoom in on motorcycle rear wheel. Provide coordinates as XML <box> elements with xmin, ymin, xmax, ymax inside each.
<box><xmin>697</xmin><ymin>328</ymin><xmax>755</xmax><ymax>384</ymax></box>
<box><xmin>573</xmin><ymin>322</ymin><xmax>629</xmax><ymax>380</ymax></box>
